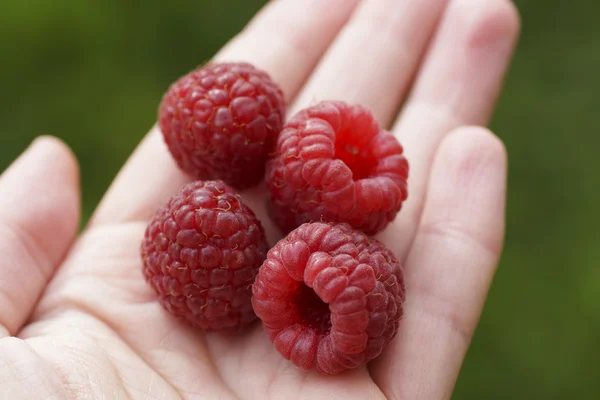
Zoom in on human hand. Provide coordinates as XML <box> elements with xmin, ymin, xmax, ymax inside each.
<box><xmin>0</xmin><ymin>0</ymin><xmax>519</xmax><ymax>398</ymax></box>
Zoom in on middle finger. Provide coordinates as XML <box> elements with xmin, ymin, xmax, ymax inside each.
<box><xmin>380</xmin><ymin>0</ymin><xmax>520</xmax><ymax>259</ymax></box>
<box><xmin>290</xmin><ymin>0</ymin><xmax>449</xmax><ymax>127</ymax></box>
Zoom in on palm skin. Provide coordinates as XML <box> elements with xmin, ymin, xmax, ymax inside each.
<box><xmin>0</xmin><ymin>0</ymin><xmax>520</xmax><ymax>399</ymax></box>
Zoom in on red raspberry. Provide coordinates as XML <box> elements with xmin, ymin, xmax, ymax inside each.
<box><xmin>252</xmin><ymin>222</ymin><xmax>405</xmax><ymax>374</ymax></box>
<box><xmin>159</xmin><ymin>62</ymin><xmax>286</xmax><ymax>190</ymax></box>
<box><xmin>266</xmin><ymin>101</ymin><xmax>409</xmax><ymax>235</ymax></box>
<box><xmin>141</xmin><ymin>180</ymin><xmax>268</xmax><ymax>332</ymax></box>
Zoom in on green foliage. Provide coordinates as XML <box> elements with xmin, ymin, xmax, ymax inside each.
<box><xmin>0</xmin><ymin>0</ymin><xmax>597</xmax><ymax>397</ymax></box>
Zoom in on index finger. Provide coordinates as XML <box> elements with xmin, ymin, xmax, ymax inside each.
<box><xmin>89</xmin><ymin>0</ymin><xmax>360</xmax><ymax>228</ymax></box>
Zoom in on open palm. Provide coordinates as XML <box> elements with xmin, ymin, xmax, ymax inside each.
<box><xmin>0</xmin><ymin>1</ymin><xmax>519</xmax><ymax>399</ymax></box>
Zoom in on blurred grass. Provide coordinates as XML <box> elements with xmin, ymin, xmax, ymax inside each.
<box><xmin>0</xmin><ymin>0</ymin><xmax>598</xmax><ymax>398</ymax></box>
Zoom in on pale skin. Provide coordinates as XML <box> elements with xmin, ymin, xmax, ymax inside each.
<box><xmin>0</xmin><ymin>0</ymin><xmax>520</xmax><ymax>399</ymax></box>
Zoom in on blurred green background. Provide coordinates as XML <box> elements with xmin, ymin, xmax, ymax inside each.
<box><xmin>0</xmin><ymin>0</ymin><xmax>597</xmax><ymax>398</ymax></box>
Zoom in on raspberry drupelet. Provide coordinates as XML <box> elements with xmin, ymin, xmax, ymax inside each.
<box><xmin>141</xmin><ymin>180</ymin><xmax>268</xmax><ymax>332</ymax></box>
<box><xmin>159</xmin><ymin>62</ymin><xmax>286</xmax><ymax>190</ymax></box>
<box><xmin>266</xmin><ymin>101</ymin><xmax>409</xmax><ymax>235</ymax></box>
<box><xmin>252</xmin><ymin>222</ymin><xmax>405</xmax><ymax>374</ymax></box>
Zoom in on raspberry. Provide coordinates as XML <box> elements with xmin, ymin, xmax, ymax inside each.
<box><xmin>141</xmin><ymin>180</ymin><xmax>268</xmax><ymax>332</ymax></box>
<box><xmin>252</xmin><ymin>222</ymin><xmax>405</xmax><ymax>374</ymax></box>
<box><xmin>266</xmin><ymin>101</ymin><xmax>409</xmax><ymax>235</ymax></box>
<box><xmin>159</xmin><ymin>62</ymin><xmax>286</xmax><ymax>190</ymax></box>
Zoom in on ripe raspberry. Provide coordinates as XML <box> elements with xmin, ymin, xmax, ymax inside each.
<box><xmin>266</xmin><ymin>101</ymin><xmax>409</xmax><ymax>235</ymax></box>
<box><xmin>159</xmin><ymin>62</ymin><xmax>286</xmax><ymax>190</ymax></box>
<box><xmin>252</xmin><ymin>222</ymin><xmax>405</xmax><ymax>374</ymax></box>
<box><xmin>141</xmin><ymin>180</ymin><xmax>268</xmax><ymax>332</ymax></box>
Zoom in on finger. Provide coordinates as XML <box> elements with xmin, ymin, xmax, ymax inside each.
<box><xmin>90</xmin><ymin>0</ymin><xmax>361</xmax><ymax>227</ymax></box>
<box><xmin>0</xmin><ymin>137</ymin><xmax>80</xmax><ymax>337</ymax></box>
<box><xmin>371</xmin><ymin>127</ymin><xmax>507</xmax><ymax>400</ymax></box>
<box><xmin>380</xmin><ymin>0</ymin><xmax>519</xmax><ymax>258</ymax></box>
<box><xmin>216</xmin><ymin>0</ymin><xmax>361</xmax><ymax>103</ymax></box>
<box><xmin>290</xmin><ymin>0</ymin><xmax>448</xmax><ymax>126</ymax></box>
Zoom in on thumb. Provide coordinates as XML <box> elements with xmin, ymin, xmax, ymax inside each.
<box><xmin>0</xmin><ymin>136</ymin><xmax>80</xmax><ymax>337</ymax></box>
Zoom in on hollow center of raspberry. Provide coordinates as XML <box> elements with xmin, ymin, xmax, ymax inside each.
<box><xmin>334</xmin><ymin>136</ymin><xmax>377</xmax><ymax>181</ymax></box>
<box><xmin>295</xmin><ymin>283</ymin><xmax>331</xmax><ymax>334</ymax></box>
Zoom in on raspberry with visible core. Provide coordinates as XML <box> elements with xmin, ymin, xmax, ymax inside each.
<box><xmin>159</xmin><ymin>62</ymin><xmax>286</xmax><ymax>190</ymax></box>
<box><xmin>266</xmin><ymin>101</ymin><xmax>409</xmax><ymax>235</ymax></box>
<box><xmin>252</xmin><ymin>222</ymin><xmax>405</xmax><ymax>374</ymax></box>
<box><xmin>141</xmin><ymin>180</ymin><xmax>268</xmax><ymax>332</ymax></box>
